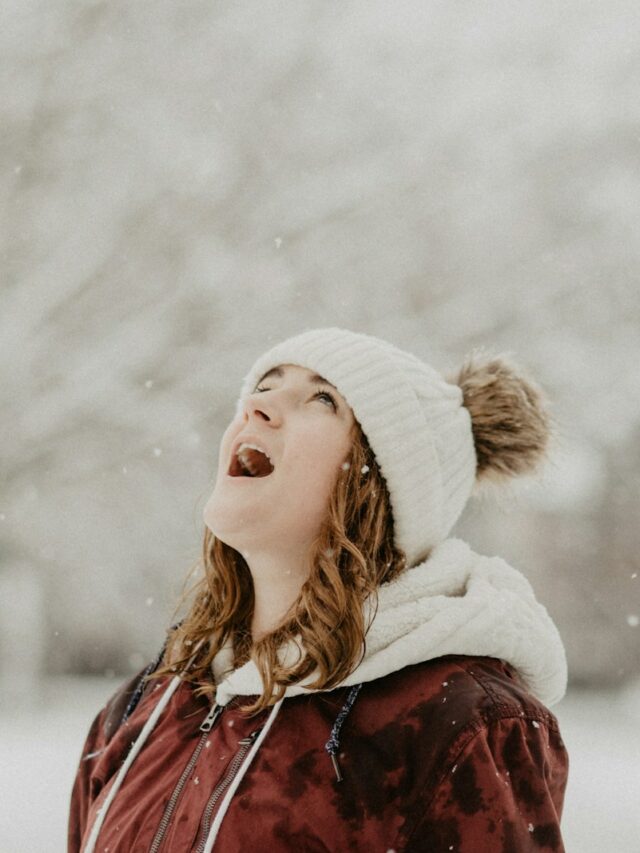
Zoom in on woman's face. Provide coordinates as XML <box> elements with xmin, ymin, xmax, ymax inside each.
<box><xmin>203</xmin><ymin>364</ymin><xmax>355</xmax><ymax>558</ymax></box>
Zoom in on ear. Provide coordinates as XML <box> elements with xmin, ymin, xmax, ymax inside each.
<box><xmin>449</xmin><ymin>351</ymin><xmax>551</xmax><ymax>485</ymax></box>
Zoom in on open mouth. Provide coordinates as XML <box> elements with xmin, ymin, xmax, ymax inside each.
<box><xmin>228</xmin><ymin>443</ymin><xmax>275</xmax><ymax>478</ymax></box>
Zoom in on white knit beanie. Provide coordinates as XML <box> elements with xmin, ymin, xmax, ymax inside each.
<box><xmin>236</xmin><ymin>327</ymin><xmax>475</xmax><ymax>567</ymax></box>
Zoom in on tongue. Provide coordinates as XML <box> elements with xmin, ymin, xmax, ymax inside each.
<box><xmin>242</xmin><ymin>448</ymin><xmax>274</xmax><ymax>477</ymax></box>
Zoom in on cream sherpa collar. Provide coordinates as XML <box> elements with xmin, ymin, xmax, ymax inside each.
<box><xmin>211</xmin><ymin>538</ymin><xmax>567</xmax><ymax>708</ymax></box>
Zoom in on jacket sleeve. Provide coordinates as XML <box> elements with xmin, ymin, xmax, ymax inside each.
<box><xmin>404</xmin><ymin>714</ymin><xmax>569</xmax><ymax>853</ymax></box>
<box><xmin>67</xmin><ymin>703</ymin><xmax>111</xmax><ymax>852</ymax></box>
<box><xmin>67</xmin><ymin>668</ymin><xmax>154</xmax><ymax>852</ymax></box>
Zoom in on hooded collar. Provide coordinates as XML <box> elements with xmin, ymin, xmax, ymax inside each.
<box><xmin>211</xmin><ymin>537</ymin><xmax>567</xmax><ymax>708</ymax></box>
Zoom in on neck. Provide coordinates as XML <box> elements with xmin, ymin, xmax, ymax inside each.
<box><xmin>244</xmin><ymin>548</ymin><xmax>310</xmax><ymax>642</ymax></box>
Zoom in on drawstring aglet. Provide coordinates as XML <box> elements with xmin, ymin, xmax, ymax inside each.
<box><xmin>324</xmin><ymin>682</ymin><xmax>363</xmax><ymax>783</ymax></box>
<box><xmin>330</xmin><ymin>752</ymin><xmax>343</xmax><ymax>782</ymax></box>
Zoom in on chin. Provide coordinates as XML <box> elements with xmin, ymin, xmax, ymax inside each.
<box><xmin>203</xmin><ymin>502</ymin><xmax>234</xmax><ymax>541</ymax></box>
<box><xmin>202</xmin><ymin>519</ymin><xmax>244</xmax><ymax>555</ymax></box>
<box><xmin>202</xmin><ymin>494</ymin><xmax>229</xmax><ymax>538</ymax></box>
<box><xmin>203</xmin><ymin>498</ymin><xmax>257</xmax><ymax>552</ymax></box>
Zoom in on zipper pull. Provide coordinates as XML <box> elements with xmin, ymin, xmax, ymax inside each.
<box><xmin>199</xmin><ymin>703</ymin><xmax>223</xmax><ymax>732</ymax></box>
<box><xmin>238</xmin><ymin>729</ymin><xmax>261</xmax><ymax>746</ymax></box>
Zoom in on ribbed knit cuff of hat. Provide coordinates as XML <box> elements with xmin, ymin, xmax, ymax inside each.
<box><xmin>237</xmin><ymin>328</ymin><xmax>477</xmax><ymax>567</ymax></box>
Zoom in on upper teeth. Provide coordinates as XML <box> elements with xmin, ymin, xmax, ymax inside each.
<box><xmin>236</xmin><ymin>442</ymin><xmax>271</xmax><ymax>462</ymax></box>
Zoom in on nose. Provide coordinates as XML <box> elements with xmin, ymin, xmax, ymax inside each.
<box><xmin>243</xmin><ymin>395</ymin><xmax>282</xmax><ymax>426</ymax></box>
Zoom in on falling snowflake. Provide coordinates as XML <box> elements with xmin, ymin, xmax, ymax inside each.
<box><xmin>626</xmin><ymin>614</ymin><xmax>639</xmax><ymax>627</ymax></box>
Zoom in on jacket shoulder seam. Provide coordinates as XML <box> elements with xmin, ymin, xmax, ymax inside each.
<box><xmin>479</xmin><ymin>704</ymin><xmax>561</xmax><ymax>731</ymax></box>
<box><xmin>450</xmin><ymin>659</ymin><xmax>503</xmax><ymax>706</ymax></box>
<box><xmin>449</xmin><ymin>660</ymin><xmax>560</xmax><ymax>730</ymax></box>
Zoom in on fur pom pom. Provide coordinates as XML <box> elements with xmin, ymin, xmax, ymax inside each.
<box><xmin>450</xmin><ymin>352</ymin><xmax>550</xmax><ymax>485</ymax></box>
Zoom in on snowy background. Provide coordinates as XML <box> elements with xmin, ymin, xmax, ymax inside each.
<box><xmin>2</xmin><ymin>0</ymin><xmax>639</xmax><ymax>849</ymax></box>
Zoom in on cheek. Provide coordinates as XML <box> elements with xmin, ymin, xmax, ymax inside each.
<box><xmin>298</xmin><ymin>436</ymin><xmax>349</xmax><ymax>494</ymax></box>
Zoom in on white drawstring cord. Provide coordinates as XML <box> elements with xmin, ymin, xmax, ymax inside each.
<box><xmin>201</xmin><ymin>696</ymin><xmax>285</xmax><ymax>853</ymax></box>
<box><xmin>82</xmin><ymin>639</ymin><xmax>207</xmax><ymax>853</ymax></box>
<box><xmin>82</xmin><ymin>674</ymin><xmax>182</xmax><ymax>853</ymax></box>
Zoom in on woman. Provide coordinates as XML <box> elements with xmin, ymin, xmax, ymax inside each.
<box><xmin>69</xmin><ymin>327</ymin><xmax>569</xmax><ymax>852</ymax></box>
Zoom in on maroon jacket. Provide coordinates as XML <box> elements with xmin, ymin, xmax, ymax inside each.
<box><xmin>69</xmin><ymin>653</ymin><xmax>568</xmax><ymax>852</ymax></box>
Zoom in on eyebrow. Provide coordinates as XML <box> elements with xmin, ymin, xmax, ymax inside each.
<box><xmin>256</xmin><ymin>366</ymin><xmax>338</xmax><ymax>391</ymax></box>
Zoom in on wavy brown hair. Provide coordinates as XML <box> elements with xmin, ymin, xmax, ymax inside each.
<box><xmin>151</xmin><ymin>420</ymin><xmax>407</xmax><ymax>715</ymax></box>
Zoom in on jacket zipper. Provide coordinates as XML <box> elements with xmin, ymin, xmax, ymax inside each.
<box><xmin>193</xmin><ymin>729</ymin><xmax>261</xmax><ymax>853</ymax></box>
<box><xmin>148</xmin><ymin>703</ymin><xmax>223</xmax><ymax>853</ymax></box>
